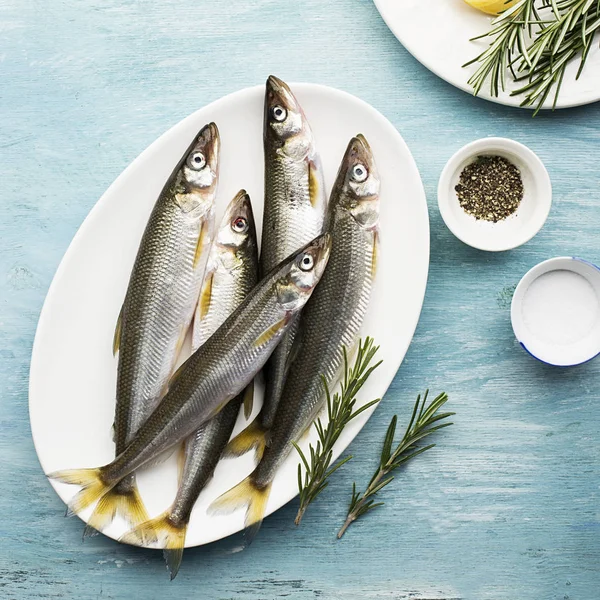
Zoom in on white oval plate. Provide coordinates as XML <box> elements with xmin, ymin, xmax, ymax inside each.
<box><xmin>29</xmin><ymin>83</ymin><xmax>430</xmax><ymax>547</ymax></box>
<box><xmin>374</xmin><ymin>0</ymin><xmax>600</xmax><ymax>109</ymax></box>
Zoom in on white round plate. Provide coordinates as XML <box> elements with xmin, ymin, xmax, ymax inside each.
<box><xmin>29</xmin><ymin>83</ymin><xmax>430</xmax><ymax>547</ymax></box>
<box><xmin>374</xmin><ymin>0</ymin><xmax>600</xmax><ymax>109</ymax></box>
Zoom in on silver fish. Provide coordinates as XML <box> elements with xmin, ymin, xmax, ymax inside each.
<box><xmin>120</xmin><ymin>190</ymin><xmax>259</xmax><ymax>579</ymax></box>
<box><xmin>226</xmin><ymin>75</ymin><xmax>327</xmax><ymax>461</ymax></box>
<box><xmin>48</xmin><ymin>234</ymin><xmax>332</xmax><ymax>522</ymax></box>
<box><xmin>192</xmin><ymin>191</ymin><xmax>258</xmax><ymax>358</ymax></box>
<box><xmin>85</xmin><ymin>123</ymin><xmax>219</xmax><ymax>535</ymax></box>
<box><xmin>209</xmin><ymin>135</ymin><xmax>380</xmax><ymax>542</ymax></box>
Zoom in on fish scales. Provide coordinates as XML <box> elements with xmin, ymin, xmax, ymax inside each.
<box><xmin>256</xmin><ymin>193</ymin><xmax>376</xmax><ymax>486</ymax></box>
<box><xmin>83</xmin><ymin>123</ymin><xmax>220</xmax><ymax>535</ymax></box>
<box><xmin>48</xmin><ymin>234</ymin><xmax>332</xmax><ymax>525</ymax></box>
<box><xmin>208</xmin><ymin>134</ymin><xmax>380</xmax><ymax>541</ymax></box>
<box><xmin>120</xmin><ymin>191</ymin><xmax>260</xmax><ymax>578</ymax></box>
<box><xmin>109</xmin><ymin>240</ymin><xmax>329</xmax><ymax>478</ymax></box>
<box><xmin>225</xmin><ymin>76</ymin><xmax>327</xmax><ymax>462</ymax></box>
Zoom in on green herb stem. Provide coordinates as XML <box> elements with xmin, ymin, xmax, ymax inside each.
<box><xmin>466</xmin><ymin>0</ymin><xmax>600</xmax><ymax>115</ymax></box>
<box><xmin>294</xmin><ymin>337</ymin><xmax>382</xmax><ymax>526</ymax></box>
<box><xmin>338</xmin><ymin>391</ymin><xmax>453</xmax><ymax>539</ymax></box>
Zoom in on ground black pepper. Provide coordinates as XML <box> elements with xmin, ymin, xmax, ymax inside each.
<box><xmin>455</xmin><ymin>155</ymin><xmax>524</xmax><ymax>222</ymax></box>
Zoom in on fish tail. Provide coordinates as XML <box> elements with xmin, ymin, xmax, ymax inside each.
<box><xmin>120</xmin><ymin>511</ymin><xmax>187</xmax><ymax>580</ymax></box>
<box><xmin>47</xmin><ymin>467</ymin><xmax>115</xmax><ymax>517</ymax></box>
<box><xmin>208</xmin><ymin>472</ymin><xmax>272</xmax><ymax>545</ymax></box>
<box><xmin>83</xmin><ymin>478</ymin><xmax>149</xmax><ymax>537</ymax></box>
<box><xmin>242</xmin><ymin>381</ymin><xmax>255</xmax><ymax>420</ymax></box>
<box><xmin>223</xmin><ymin>420</ymin><xmax>268</xmax><ymax>460</ymax></box>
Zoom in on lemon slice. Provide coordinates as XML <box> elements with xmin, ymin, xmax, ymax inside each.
<box><xmin>463</xmin><ymin>0</ymin><xmax>517</xmax><ymax>15</ymax></box>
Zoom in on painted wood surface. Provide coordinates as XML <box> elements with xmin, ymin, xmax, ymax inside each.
<box><xmin>1</xmin><ymin>0</ymin><xmax>599</xmax><ymax>598</ymax></box>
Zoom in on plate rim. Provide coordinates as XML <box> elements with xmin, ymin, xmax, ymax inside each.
<box><xmin>28</xmin><ymin>81</ymin><xmax>430</xmax><ymax>547</ymax></box>
<box><xmin>373</xmin><ymin>0</ymin><xmax>600</xmax><ymax>110</ymax></box>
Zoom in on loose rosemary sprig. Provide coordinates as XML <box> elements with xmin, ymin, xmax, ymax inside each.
<box><xmin>465</xmin><ymin>0</ymin><xmax>600</xmax><ymax>115</ymax></box>
<box><xmin>294</xmin><ymin>337</ymin><xmax>382</xmax><ymax>526</ymax></box>
<box><xmin>337</xmin><ymin>391</ymin><xmax>453</xmax><ymax>539</ymax></box>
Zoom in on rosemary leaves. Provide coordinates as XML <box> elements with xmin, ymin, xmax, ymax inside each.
<box><xmin>338</xmin><ymin>391</ymin><xmax>453</xmax><ymax>539</ymax></box>
<box><xmin>294</xmin><ymin>338</ymin><xmax>382</xmax><ymax>525</ymax></box>
<box><xmin>294</xmin><ymin>349</ymin><xmax>454</xmax><ymax>539</ymax></box>
<box><xmin>455</xmin><ymin>155</ymin><xmax>523</xmax><ymax>222</ymax></box>
<box><xmin>465</xmin><ymin>0</ymin><xmax>600</xmax><ymax>115</ymax></box>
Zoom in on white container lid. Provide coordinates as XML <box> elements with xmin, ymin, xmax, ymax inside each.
<box><xmin>511</xmin><ymin>257</ymin><xmax>600</xmax><ymax>366</ymax></box>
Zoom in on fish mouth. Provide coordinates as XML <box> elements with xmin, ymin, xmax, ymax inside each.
<box><xmin>230</xmin><ymin>188</ymin><xmax>250</xmax><ymax>208</ymax></box>
<box><xmin>227</xmin><ymin>189</ymin><xmax>254</xmax><ymax>223</ymax></box>
<box><xmin>355</xmin><ymin>133</ymin><xmax>371</xmax><ymax>153</ymax></box>
<box><xmin>345</xmin><ymin>134</ymin><xmax>375</xmax><ymax>174</ymax></box>
<box><xmin>197</xmin><ymin>122</ymin><xmax>221</xmax><ymax>169</ymax></box>
<box><xmin>265</xmin><ymin>75</ymin><xmax>299</xmax><ymax>114</ymax></box>
<box><xmin>308</xmin><ymin>232</ymin><xmax>332</xmax><ymax>273</ymax></box>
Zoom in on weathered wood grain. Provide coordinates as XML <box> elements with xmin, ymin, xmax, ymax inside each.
<box><xmin>1</xmin><ymin>0</ymin><xmax>599</xmax><ymax>598</ymax></box>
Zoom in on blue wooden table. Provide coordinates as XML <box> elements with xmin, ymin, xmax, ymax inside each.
<box><xmin>1</xmin><ymin>1</ymin><xmax>599</xmax><ymax>598</ymax></box>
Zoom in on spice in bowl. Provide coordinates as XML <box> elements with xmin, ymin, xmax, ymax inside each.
<box><xmin>455</xmin><ymin>155</ymin><xmax>523</xmax><ymax>223</ymax></box>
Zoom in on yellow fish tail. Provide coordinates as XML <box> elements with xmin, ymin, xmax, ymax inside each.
<box><xmin>224</xmin><ymin>419</ymin><xmax>268</xmax><ymax>461</ymax></box>
<box><xmin>83</xmin><ymin>477</ymin><xmax>149</xmax><ymax>537</ymax></box>
<box><xmin>48</xmin><ymin>467</ymin><xmax>114</xmax><ymax>518</ymax></box>
<box><xmin>208</xmin><ymin>472</ymin><xmax>271</xmax><ymax>545</ymax></box>
<box><xmin>120</xmin><ymin>510</ymin><xmax>187</xmax><ymax>580</ymax></box>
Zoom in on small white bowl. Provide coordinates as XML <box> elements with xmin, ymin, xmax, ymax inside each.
<box><xmin>438</xmin><ymin>138</ymin><xmax>552</xmax><ymax>251</ymax></box>
<box><xmin>511</xmin><ymin>257</ymin><xmax>600</xmax><ymax>366</ymax></box>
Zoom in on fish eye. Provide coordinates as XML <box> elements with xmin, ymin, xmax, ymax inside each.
<box><xmin>187</xmin><ymin>152</ymin><xmax>206</xmax><ymax>171</ymax></box>
<box><xmin>299</xmin><ymin>253</ymin><xmax>314</xmax><ymax>272</ymax></box>
<box><xmin>271</xmin><ymin>105</ymin><xmax>287</xmax><ymax>122</ymax></box>
<box><xmin>352</xmin><ymin>164</ymin><xmax>368</xmax><ymax>183</ymax></box>
<box><xmin>231</xmin><ymin>216</ymin><xmax>248</xmax><ymax>233</ymax></box>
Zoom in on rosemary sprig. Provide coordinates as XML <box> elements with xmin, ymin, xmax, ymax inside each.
<box><xmin>337</xmin><ymin>391</ymin><xmax>453</xmax><ymax>539</ymax></box>
<box><xmin>465</xmin><ymin>0</ymin><xmax>600</xmax><ymax>115</ymax></box>
<box><xmin>464</xmin><ymin>0</ymin><xmax>540</xmax><ymax>98</ymax></box>
<box><xmin>293</xmin><ymin>337</ymin><xmax>382</xmax><ymax>526</ymax></box>
<box><xmin>513</xmin><ymin>3</ymin><xmax>600</xmax><ymax>113</ymax></box>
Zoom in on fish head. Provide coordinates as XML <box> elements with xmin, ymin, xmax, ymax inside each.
<box><xmin>264</xmin><ymin>75</ymin><xmax>312</xmax><ymax>161</ymax></box>
<box><xmin>182</xmin><ymin>122</ymin><xmax>220</xmax><ymax>193</ymax></box>
<box><xmin>276</xmin><ymin>233</ymin><xmax>332</xmax><ymax>311</ymax></box>
<box><xmin>336</xmin><ymin>134</ymin><xmax>380</xmax><ymax>230</ymax></box>
<box><xmin>216</xmin><ymin>189</ymin><xmax>258</xmax><ymax>255</ymax></box>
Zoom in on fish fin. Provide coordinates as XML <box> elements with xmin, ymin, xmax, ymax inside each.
<box><xmin>197</xmin><ymin>269</ymin><xmax>214</xmax><ymax>322</ymax></box>
<box><xmin>120</xmin><ymin>511</ymin><xmax>187</xmax><ymax>579</ymax></box>
<box><xmin>164</xmin><ymin>547</ymin><xmax>185</xmax><ymax>581</ymax></box>
<box><xmin>242</xmin><ymin>380</ymin><xmax>255</xmax><ymax>420</ymax></box>
<box><xmin>224</xmin><ymin>419</ymin><xmax>268</xmax><ymax>461</ymax></box>
<box><xmin>48</xmin><ymin>468</ymin><xmax>114</xmax><ymax>517</ymax></box>
<box><xmin>83</xmin><ymin>523</ymin><xmax>100</xmax><ymax>538</ymax></box>
<box><xmin>168</xmin><ymin>360</ymin><xmax>187</xmax><ymax>389</ymax></box>
<box><xmin>193</xmin><ymin>220</ymin><xmax>207</xmax><ymax>269</ymax></box>
<box><xmin>162</xmin><ymin>329</ymin><xmax>190</xmax><ymax>396</ymax></box>
<box><xmin>207</xmin><ymin>398</ymin><xmax>230</xmax><ymax>420</ymax></box>
<box><xmin>254</xmin><ymin>315</ymin><xmax>289</xmax><ymax>348</ymax></box>
<box><xmin>298</xmin><ymin>419</ymin><xmax>315</xmax><ymax>444</ymax></box>
<box><xmin>285</xmin><ymin>329</ymin><xmax>303</xmax><ymax>371</ymax></box>
<box><xmin>177</xmin><ymin>442</ymin><xmax>187</xmax><ymax>487</ymax></box>
<box><xmin>371</xmin><ymin>230</ymin><xmax>379</xmax><ymax>280</ymax></box>
<box><xmin>208</xmin><ymin>472</ymin><xmax>272</xmax><ymax>546</ymax></box>
<box><xmin>174</xmin><ymin>326</ymin><xmax>188</xmax><ymax>359</ymax></box>
<box><xmin>308</xmin><ymin>159</ymin><xmax>321</xmax><ymax>208</ymax></box>
<box><xmin>83</xmin><ymin>478</ymin><xmax>149</xmax><ymax>537</ymax></box>
<box><xmin>113</xmin><ymin>305</ymin><xmax>123</xmax><ymax>356</ymax></box>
